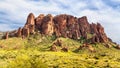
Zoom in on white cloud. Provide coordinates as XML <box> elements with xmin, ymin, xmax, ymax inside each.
<box><xmin>0</xmin><ymin>24</ymin><xmax>14</xmax><ymax>31</ymax></box>
<box><xmin>111</xmin><ymin>0</ymin><xmax>120</xmax><ymax>2</ymax></box>
<box><xmin>0</xmin><ymin>0</ymin><xmax>120</xmax><ymax>43</ymax></box>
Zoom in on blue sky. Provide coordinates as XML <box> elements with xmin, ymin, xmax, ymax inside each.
<box><xmin>0</xmin><ymin>0</ymin><xmax>120</xmax><ymax>43</ymax></box>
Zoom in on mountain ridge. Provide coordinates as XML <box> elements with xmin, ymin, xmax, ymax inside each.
<box><xmin>4</xmin><ymin>13</ymin><xmax>110</xmax><ymax>44</ymax></box>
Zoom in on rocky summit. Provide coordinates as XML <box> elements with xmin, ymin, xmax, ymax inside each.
<box><xmin>7</xmin><ymin>13</ymin><xmax>108</xmax><ymax>43</ymax></box>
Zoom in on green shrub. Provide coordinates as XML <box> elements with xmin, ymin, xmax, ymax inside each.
<box><xmin>0</xmin><ymin>34</ymin><xmax>120</xmax><ymax>68</ymax></box>
<box><xmin>7</xmin><ymin>54</ymin><xmax>48</xmax><ymax>68</ymax></box>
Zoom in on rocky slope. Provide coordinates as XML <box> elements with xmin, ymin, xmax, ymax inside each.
<box><xmin>5</xmin><ymin>13</ymin><xmax>109</xmax><ymax>44</ymax></box>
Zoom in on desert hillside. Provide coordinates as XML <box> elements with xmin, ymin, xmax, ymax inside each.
<box><xmin>0</xmin><ymin>13</ymin><xmax>120</xmax><ymax>68</ymax></box>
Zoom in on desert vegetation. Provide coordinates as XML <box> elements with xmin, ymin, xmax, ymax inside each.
<box><xmin>0</xmin><ymin>33</ymin><xmax>120</xmax><ymax>68</ymax></box>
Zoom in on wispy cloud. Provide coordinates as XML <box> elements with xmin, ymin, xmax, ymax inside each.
<box><xmin>0</xmin><ymin>0</ymin><xmax>120</xmax><ymax>43</ymax></box>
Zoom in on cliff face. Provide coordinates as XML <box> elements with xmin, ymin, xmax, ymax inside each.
<box><xmin>14</xmin><ymin>13</ymin><xmax>108</xmax><ymax>43</ymax></box>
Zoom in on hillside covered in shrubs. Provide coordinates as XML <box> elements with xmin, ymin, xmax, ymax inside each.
<box><xmin>0</xmin><ymin>13</ymin><xmax>120</xmax><ymax>68</ymax></box>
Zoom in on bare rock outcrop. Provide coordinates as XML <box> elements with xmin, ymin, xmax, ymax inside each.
<box><xmin>15</xmin><ymin>13</ymin><xmax>35</xmax><ymax>38</ymax></box>
<box><xmin>61</xmin><ymin>46</ymin><xmax>68</xmax><ymax>52</ymax></box>
<box><xmin>5</xmin><ymin>32</ymin><xmax>9</xmax><ymax>39</ymax></box>
<box><xmin>77</xmin><ymin>43</ymin><xmax>95</xmax><ymax>52</ymax></box>
<box><xmin>53</xmin><ymin>39</ymin><xmax>62</xmax><ymax>47</ymax></box>
<box><xmin>78</xmin><ymin>16</ymin><xmax>90</xmax><ymax>39</ymax></box>
<box><xmin>5</xmin><ymin>13</ymin><xmax>109</xmax><ymax>43</ymax></box>
<box><xmin>35</xmin><ymin>14</ymin><xmax>44</xmax><ymax>30</ymax></box>
<box><xmin>50</xmin><ymin>44</ymin><xmax>57</xmax><ymax>51</ymax></box>
<box><xmin>40</xmin><ymin>14</ymin><xmax>54</xmax><ymax>35</ymax></box>
<box><xmin>16</xmin><ymin>27</ymin><xmax>22</xmax><ymax>37</ymax></box>
<box><xmin>116</xmin><ymin>45</ymin><xmax>120</xmax><ymax>49</ymax></box>
<box><xmin>22</xmin><ymin>25</ymin><xmax>30</xmax><ymax>38</ymax></box>
<box><xmin>90</xmin><ymin>23</ymin><xmax>108</xmax><ymax>43</ymax></box>
<box><xmin>25</xmin><ymin>13</ymin><xmax>35</xmax><ymax>34</ymax></box>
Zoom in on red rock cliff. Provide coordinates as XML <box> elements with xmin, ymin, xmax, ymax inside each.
<box><xmin>15</xmin><ymin>13</ymin><xmax>108</xmax><ymax>43</ymax></box>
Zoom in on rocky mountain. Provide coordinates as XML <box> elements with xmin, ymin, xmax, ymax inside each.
<box><xmin>1</xmin><ymin>13</ymin><xmax>120</xmax><ymax>68</ymax></box>
<box><xmin>4</xmin><ymin>13</ymin><xmax>109</xmax><ymax>44</ymax></box>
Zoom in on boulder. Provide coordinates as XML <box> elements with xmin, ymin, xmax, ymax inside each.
<box><xmin>77</xmin><ymin>43</ymin><xmax>95</xmax><ymax>52</ymax></box>
<box><xmin>53</xmin><ymin>39</ymin><xmax>62</xmax><ymax>47</ymax></box>
<box><xmin>88</xmin><ymin>45</ymin><xmax>95</xmax><ymax>52</ymax></box>
<box><xmin>105</xmin><ymin>43</ymin><xmax>112</xmax><ymax>48</ymax></box>
<box><xmin>77</xmin><ymin>43</ymin><xmax>88</xmax><ymax>50</ymax></box>
<box><xmin>116</xmin><ymin>45</ymin><xmax>120</xmax><ymax>49</ymax></box>
<box><xmin>50</xmin><ymin>44</ymin><xmax>57</xmax><ymax>51</ymax></box>
<box><xmin>61</xmin><ymin>46</ymin><xmax>68</xmax><ymax>52</ymax></box>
